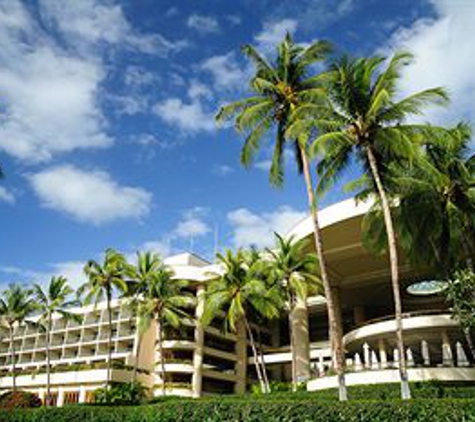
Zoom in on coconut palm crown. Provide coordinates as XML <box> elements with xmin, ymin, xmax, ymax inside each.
<box><xmin>216</xmin><ymin>33</ymin><xmax>332</xmax><ymax>186</ymax></box>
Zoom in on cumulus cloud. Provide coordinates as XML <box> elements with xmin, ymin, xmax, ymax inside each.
<box><xmin>227</xmin><ymin>206</ymin><xmax>306</xmax><ymax>248</ymax></box>
<box><xmin>385</xmin><ymin>0</ymin><xmax>475</xmax><ymax>124</ymax></box>
<box><xmin>0</xmin><ymin>186</ymin><xmax>15</xmax><ymax>204</ymax></box>
<box><xmin>186</xmin><ymin>14</ymin><xmax>220</xmax><ymax>34</ymax></box>
<box><xmin>172</xmin><ymin>208</ymin><xmax>211</xmax><ymax>239</ymax></box>
<box><xmin>0</xmin><ymin>1</ymin><xmax>186</xmax><ymax>164</ymax></box>
<box><xmin>153</xmin><ymin>98</ymin><xmax>216</xmax><ymax>133</ymax></box>
<box><xmin>201</xmin><ymin>52</ymin><xmax>247</xmax><ymax>91</ymax></box>
<box><xmin>40</xmin><ymin>0</ymin><xmax>187</xmax><ymax>56</ymax></box>
<box><xmin>28</xmin><ymin>165</ymin><xmax>152</xmax><ymax>225</ymax></box>
<box><xmin>255</xmin><ymin>19</ymin><xmax>298</xmax><ymax>53</ymax></box>
<box><xmin>0</xmin><ymin>260</ymin><xmax>87</xmax><ymax>289</ymax></box>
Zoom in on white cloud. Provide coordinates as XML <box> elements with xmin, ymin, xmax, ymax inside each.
<box><xmin>110</xmin><ymin>94</ymin><xmax>148</xmax><ymax>115</ymax></box>
<box><xmin>0</xmin><ymin>0</ymin><xmax>112</xmax><ymax>163</ymax></box>
<box><xmin>255</xmin><ymin>19</ymin><xmax>298</xmax><ymax>53</ymax></box>
<box><xmin>201</xmin><ymin>52</ymin><xmax>247</xmax><ymax>91</ymax></box>
<box><xmin>173</xmin><ymin>218</ymin><xmax>211</xmax><ymax>239</ymax></box>
<box><xmin>386</xmin><ymin>0</ymin><xmax>475</xmax><ymax>124</ymax></box>
<box><xmin>0</xmin><ymin>186</ymin><xmax>15</xmax><ymax>204</ymax></box>
<box><xmin>187</xmin><ymin>80</ymin><xmax>213</xmax><ymax>100</ymax></box>
<box><xmin>40</xmin><ymin>0</ymin><xmax>187</xmax><ymax>56</ymax></box>
<box><xmin>124</xmin><ymin>65</ymin><xmax>159</xmax><ymax>88</ymax></box>
<box><xmin>227</xmin><ymin>206</ymin><xmax>306</xmax><ymax>249</ymax></box>
<box><xmin>212</xmin><ymin>164</ymin><xmax>235</xmax><ymax>176</ymax></box>
<box><xmin>226</xmin><ymin>15</ymin><xmax>241</xmax><ymax>26</ymax></box>
<box><xmin>0</xmin><ymin>260</ymin><xmax>87</xmax><ymax>289</ymax></box>
<box><xmin>172</xmin><ymin>207</ymin><xmax>211</xmax><ymax>239</ymax></box>
<box><xmin>153</xmin><ymin>98</ymin><xmax>216</xmax><ymax>133</ymax></box>
<box><xmin>187</xmin><ymin>14</ymin><xmax>220</xmax><ymax>34</ymax></box>
<box><xmin>28</xmin><ymin>165</ymin><xmax>152</xmax><ymax>225</ymax></box>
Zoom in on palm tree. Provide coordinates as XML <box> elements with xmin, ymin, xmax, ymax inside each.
<box><xmin>363</xmin><ymin>122</ymin><xmax>475</xmax><ymax>275</ymax></box>
<box><xmin>300</xmin><ymin>52</ymin><xmax>449</xmax><ymax>399</ymax></box>
<box><xmin>216</xmin><ymin>34</ymin><xmax>349</xmax><ymax>400</ymax></box>
<box><xmin>0</xmin><ymin>284</ymin><xmax>36</xmax><ymax>392</ymax></box>
<box><xmin>203</xmin><ymin>249</ymin><xmax>282</xmax><ymax>394</ymax></box>
<box><xmin>266</xmin><ymin>234</ymin><xmax>322</xmax><ymax>391</ymax></box>
<box><xmin>134</xmin><ymin>261</ymin><xmax>195</xmax><ymax>395</ymax></box>
<box><xmin>79</xmin><ymin>249</ymin><xmax>127</xmax><ymax>391</ymax></box>
<box><xmin>33</xmin><ymin>276</ymin><xmax>80</xmax><ymax>405</ymax></box>
<box><xmin>124</xmin><ymin>251</ymin><xmax>165</xmax><ymax>379</ymax></box>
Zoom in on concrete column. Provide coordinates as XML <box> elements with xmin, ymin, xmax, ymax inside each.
<box><xmin>192</xmin><ymin>285</ymin><xmax>205</xmax><ymax>398</ymax></box>
<box><xmin>456</xmin><ymin>342</ymin><xmax>469</xmax><ymax>367</ymax></box>
<box><xmin>363</xmin><ymin>342</ymin><xmax>370</xmax><ymax>369</ymax></box>
<box><xmin>79</xmin><ymin>386</ymin><xmax>86</xmax><ymax>404</ymax></box>
<box><xmin>370</xmin><ymin>350</ymin><xmax>379</xmax><ymax>370</ymax></box>
<box><xmin>353</xmin><ymin>306</ymin><xmax>366</xmax><ymax>326</ymax></box>
<box><xmin>57</xmin><ymin>388</ymin><xmax>65</xmax><ymax>407</ymax></box>
<box><xmin>378</xmin><ymin>339</ymin><xmax>388</xmax><ymax>369</ymax></box>
<box><xmin>290</xmin><ymin>294</ymin><xmax>310</xmax><ymax>382</ymax></box>
<box><xmin>234</xmin><ymin>318</ymin><xmax>247</xmax><ymax>394</ymax></box>
<box><xmin>407</xmin><ymin>348</ymin><xmax>415</xmax><ymax>367</ymax></box>
<box><xmin>421</xmin><ymin>340</ymin><xmax>430</xmax><ymax>366</ymax></box>
<box><xmin>393</xmin><ymin>348</ymin><xmax>399</xmax><ymax>368</ymax></box>
<box><xmin>354</xmin><ymin>353</ymin><xmax>363</xmax><ymax>371</ymax></box>
<box><xmin>38</xmin><ymin>389</ymin><xmax>45</xmax><ymax>405</ymax></box>
<box><xmin>442</xmin><ymin>330</ymin><xmax>453</xmax><ymax>366</ymax></box>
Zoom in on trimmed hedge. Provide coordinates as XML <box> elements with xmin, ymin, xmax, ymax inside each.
<box><xmin>2</xmin><ymin>399</ymin><xmax>475</xmax><ymax>421</ymax></box>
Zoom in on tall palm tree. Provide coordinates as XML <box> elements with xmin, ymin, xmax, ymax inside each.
<box><xmin>299</xmin><ymin>52</ymin><xmax>450</xmax><ymax>399</ymax></box>
<box><xmin>203</xmin><ymin>249</ymin><xmax>282</xmax><ymax>394</ymax></box>
<box><xmin>79</xmin><ymin>249</ymin><xmax>127</xmax><ymax>391</ymax></box>
<box><xmin>124</xmin><ymin>251</ymin><xmax>165</xmax><ymax>379</ymax></box>
<box><xmin>266</xmin><ymin>234</ymin><xmax>322</xmax><ymax>391</ymax></box>
<box><xmin>216</xmin><ymin>34</ymin><xmax>349</xmax><ymax>400</ymax></box>
<box><xmin>134</xmin><ymin>262</ymin><xmax>195</xmax><ymax>395</ymax></box>
<box><xmin>0</xmin><ymin>284</ymin><xmax>36</xmax><ymax>392</ymax></box>
<box><xmin>33</xmin><ymin>276</ymin><xmax>81</xmax><ymax>406</ymax></box>
<box><xmin>363</xmin><ymin>122</ymin><xmax>475</xmax><ymax>275</ymax></box>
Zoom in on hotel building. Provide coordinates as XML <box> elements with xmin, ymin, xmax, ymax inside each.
<box><xmin>1</xmin><ymin>199</ymin><xmax>473</xmax><ymax>405</ymax></box>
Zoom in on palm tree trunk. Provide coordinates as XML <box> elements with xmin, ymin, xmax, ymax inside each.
<box><xmin>243</xmin><ymin>316</ymin><xmax>267</xmax><ymax>394</ymax></box>
<box><xmin>257</xmin><ymin>328</ymin><xmax>271</xmax><ymax>393</ymax></box>
<box><xmin>157</xmin><ymin>319</ymin><xmax>166</xmax><ymax>396</ymax></box>
<box><xmin>287</xmin><ymin>291</ymin><xmax>298</xmax><ymax>391</ymax></box>
<box><xmin>365</xmin><ymin>146</ymin><xmax>411</xmax><ymax>400</ymax></box>
<box><xmin>9</xmin><ymin>324</ymin><xmax>16</xmax><ymax>393</ymax></box>
<box><xmin>46</xmin><ymin>314</ymin><xmax>52</xmax><ymax>406</ymax></box>
<box><xmin>300</xmin><ymin>145</ymin><xmax>347</xmax><ymax>401</ymax></box>
<box><xmin>106</xmin><ymin>292</ymin><xmax>112</xmax><ymax>392</ymax></box>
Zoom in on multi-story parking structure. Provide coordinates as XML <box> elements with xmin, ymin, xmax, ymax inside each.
<box><xmin>0</xmin><ymin>199</ymin><xmax>473</xmax><ymax>404</ymax></box>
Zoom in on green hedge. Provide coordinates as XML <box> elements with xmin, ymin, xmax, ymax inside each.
<box><xmin>3</xmin><ymin>399</ymin><xmax>475</xmax><ymax>422</ymax></box>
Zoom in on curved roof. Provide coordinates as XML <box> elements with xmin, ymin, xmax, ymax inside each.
<box><xmin>286</xmin><ymin>198</ymin><xmax>373</xmax><ymax>242</ymax></box>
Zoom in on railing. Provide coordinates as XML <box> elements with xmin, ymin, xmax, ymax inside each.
<box><xmin>352</xmin><ymin>309</ymin><xmax>450</xmax><ymax>330</ymax></box>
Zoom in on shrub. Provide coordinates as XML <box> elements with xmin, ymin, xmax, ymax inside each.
<box><xmin>93</xmin><ymin>382</ymin><xmax>146</xmax><ymax>405</ymax></box>
<box><xmin>0</xmin><ymin>391</ymin><xmax>42</xmax><ymax>410</ymax></box>
<box><xmin>2</xmin><ymin>398</ymin><xmax>475</xmax><ymax>421</ymax></box>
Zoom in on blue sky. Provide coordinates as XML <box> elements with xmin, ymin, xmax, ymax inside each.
<box><xmin>0</xmin><ymin>0</ymin><xmax>473</xmax><ymax>288</ymax></box>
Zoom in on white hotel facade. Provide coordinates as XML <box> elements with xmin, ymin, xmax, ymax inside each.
<box><xmin>1</xmin><ymin>199</ymin><xmax>474</xmax><ymax>405</ymax></box>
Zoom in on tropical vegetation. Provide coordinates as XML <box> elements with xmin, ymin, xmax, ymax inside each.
<box><xmin>0</xmin><ymin>32</ymin><xmax>474</xmax><ymax>413</ymax></box>
<box><xmin>216</xmin><ymin>34</ymin><xmax>349</xmax><ymax>401</ymax></box>
<box><xmin>33</xmin><ymin>277</ymin><xmax>80</xmax><ymax>405</ymax></box>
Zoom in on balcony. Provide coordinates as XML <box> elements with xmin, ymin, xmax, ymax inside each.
<box><xmin>308</xmin><ymin>310</ymin><xmax>475</xmax><ymax>391</ymax></box>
